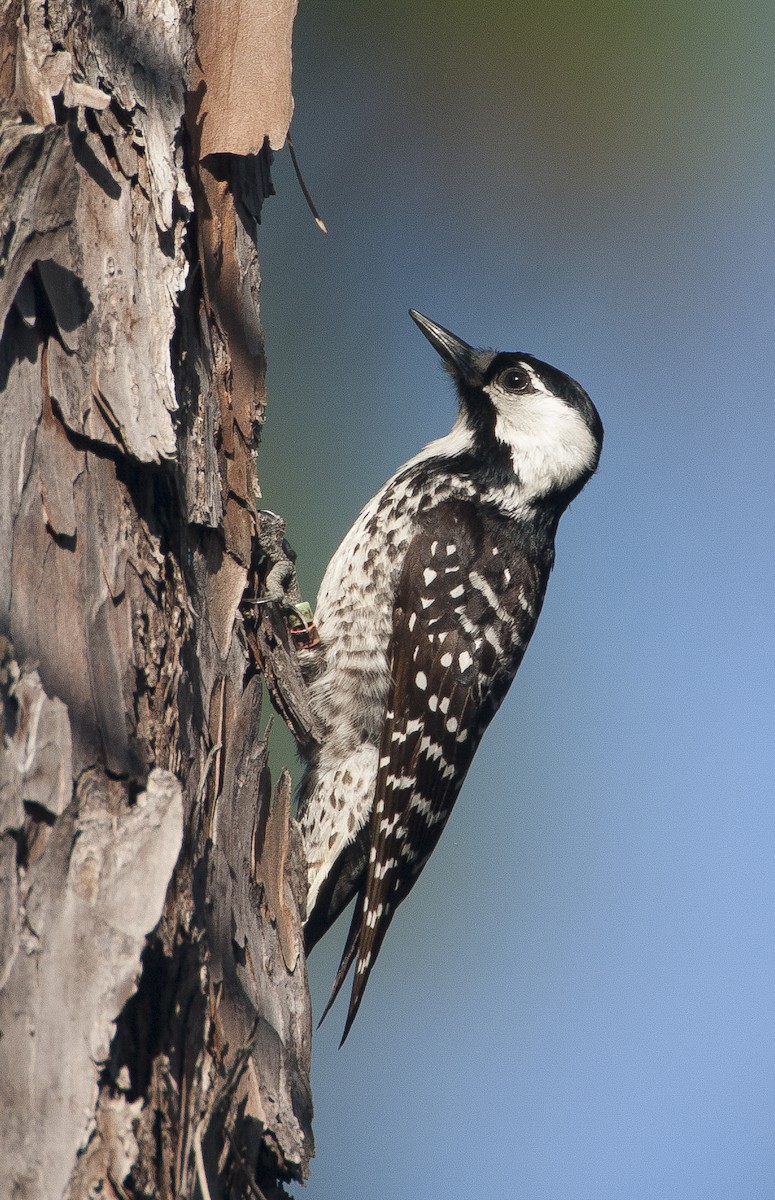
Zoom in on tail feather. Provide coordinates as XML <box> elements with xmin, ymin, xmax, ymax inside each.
<box><xmin>317</xmin><ymin>898</ymin><xmax>362</xmax><ymax>1034</ymax></box>
<box><xmin>338</xmin><ymin>898</ymin><xmax>398</xmax><ymax>1045</ymax></box>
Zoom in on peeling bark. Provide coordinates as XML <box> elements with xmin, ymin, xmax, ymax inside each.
<box><xmin>0</xmin><ymin>1</ymin><xmax>313</xmax><ymax>1197</ymax></box>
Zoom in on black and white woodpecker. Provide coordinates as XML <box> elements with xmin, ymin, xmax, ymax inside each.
<box><xmin>297</xmin><ymin>310</ymin><xmax>603</xmax><ymax>1043</ymax></box>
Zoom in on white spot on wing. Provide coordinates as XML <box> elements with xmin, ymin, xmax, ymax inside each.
<box><xmin>469</xmin><ymin>570</ymin><xmax>512</xmax><ymax>625</ymax></box>
<box><xmin>415</xmin><ymin>671</ymin><xmax>428</xmax><ymax>689</ymax></box>
<box><xmin>386</xmin><ymin>774</ymin><xmax>413</xmax><ymax>792</ymax></box>
<box><xmin>419</xmin><ymin>735</ymin><xmax>444</xmax><ymax>761</ymax></box>
<box><xmin>455</xmin><ymin>606</ymin><xmax>480</xmax><ymax>640</ymax></box>
<box><xmin>485</xmin><ymin>626</ymin><xmax>503</xmax><ymax>654</ymax></box>
<box><xmin>518</xmin><ymin>587</ymin><xmax>535</xmax><ymax>617</ymax></box>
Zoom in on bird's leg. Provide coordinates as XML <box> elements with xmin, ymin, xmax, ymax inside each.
<box><xmin>252</xmin><ymin>510</ymin><xmax>320</xmax><ymax>651</ymax></box>
<box><xmin>243</xmin><ymin>510</ymin><xmax>323</xmax><ymax>751</ymax></box>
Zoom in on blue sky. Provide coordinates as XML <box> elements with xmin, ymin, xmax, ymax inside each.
<box><xmin>257</xmin><ymin>3</ymin><xmax>775</xmax><ymax>1196</ymax></box>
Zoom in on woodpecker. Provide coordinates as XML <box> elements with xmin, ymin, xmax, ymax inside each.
<box><xmin>298</xmin><ymin>310</ymin><xmax>603</xmax><ymax>1043</ymax></box>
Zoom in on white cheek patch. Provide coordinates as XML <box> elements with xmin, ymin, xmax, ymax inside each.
<box><xmin>485</xmin><ymin>380</ymin><xmax>598</xmax><ymax>500</ymax></box>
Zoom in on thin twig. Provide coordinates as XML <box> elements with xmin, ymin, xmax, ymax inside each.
<box><xmin>193</xmin><ymin>1120</ymin><xmax>213</xmax><ymax>1200</ymax></box>
<box><xmin>107</xmin><ymin>1169</ymin><xmax>132</xmax><ymax>1200</ymax></box>
<box><xmin>222</xmin><ymin>1126</ymin><xmax>270</xmax><ymax>1200</ymax></box>
<box><xmin>197</xmin><ymin>741</ymin><xmax>223</xmax><ymax>809</ymax></box>
<box><xmin>192</xmin><ymin>1027</ymin><xmax>259</xmax><ymax>1200</ymax></box>
<box><xmin>287</xmin><ymin>133</ymin><xmax>328</xmax><ymax>233</ymax></box>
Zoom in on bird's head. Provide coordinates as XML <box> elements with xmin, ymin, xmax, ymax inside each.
<box><xmin>410</xmin><ymin>309</ymin><xmax>603</xmax><ymax>507</ymax></box>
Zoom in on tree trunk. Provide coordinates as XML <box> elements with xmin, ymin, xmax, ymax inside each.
<box><xmin>0</xmin><ymin>1</ymin><xmax>316</xmax><ymax>1196</ymax></box>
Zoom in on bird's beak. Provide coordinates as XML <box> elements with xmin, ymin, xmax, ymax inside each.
<box><xmin>409</xmin><ymin>310</ymin><xmax>480</xmax><ymax>385</ymax></box>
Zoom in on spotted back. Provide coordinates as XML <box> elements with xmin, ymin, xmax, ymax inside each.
<box><xmin>327</xmin><ymin>498</ymin><xmax>553</xmax><ymax>1040</ymax></box>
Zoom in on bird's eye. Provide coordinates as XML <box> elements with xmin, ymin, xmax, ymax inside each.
<box><xmin>498</xmin><ymin>366</ymin><xmax>532</xmax><ymax>394</ymax></box>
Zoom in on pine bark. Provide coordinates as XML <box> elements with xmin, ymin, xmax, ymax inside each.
<box><xmin>0</xmin><ymin>1</ymin><xmax>316</xmax><ymax>1196</ymax></box>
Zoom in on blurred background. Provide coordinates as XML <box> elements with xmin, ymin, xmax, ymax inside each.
<box><xmin>256</xmin><ymin>2</ymin><xmax>774</xmax><ymax>1196</ymax></box>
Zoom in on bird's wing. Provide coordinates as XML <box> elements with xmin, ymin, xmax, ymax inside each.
<box><xmin>326</xmin><ymin>499</ymin><xmax>547</xmax><ymax>1042</ymax></box>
